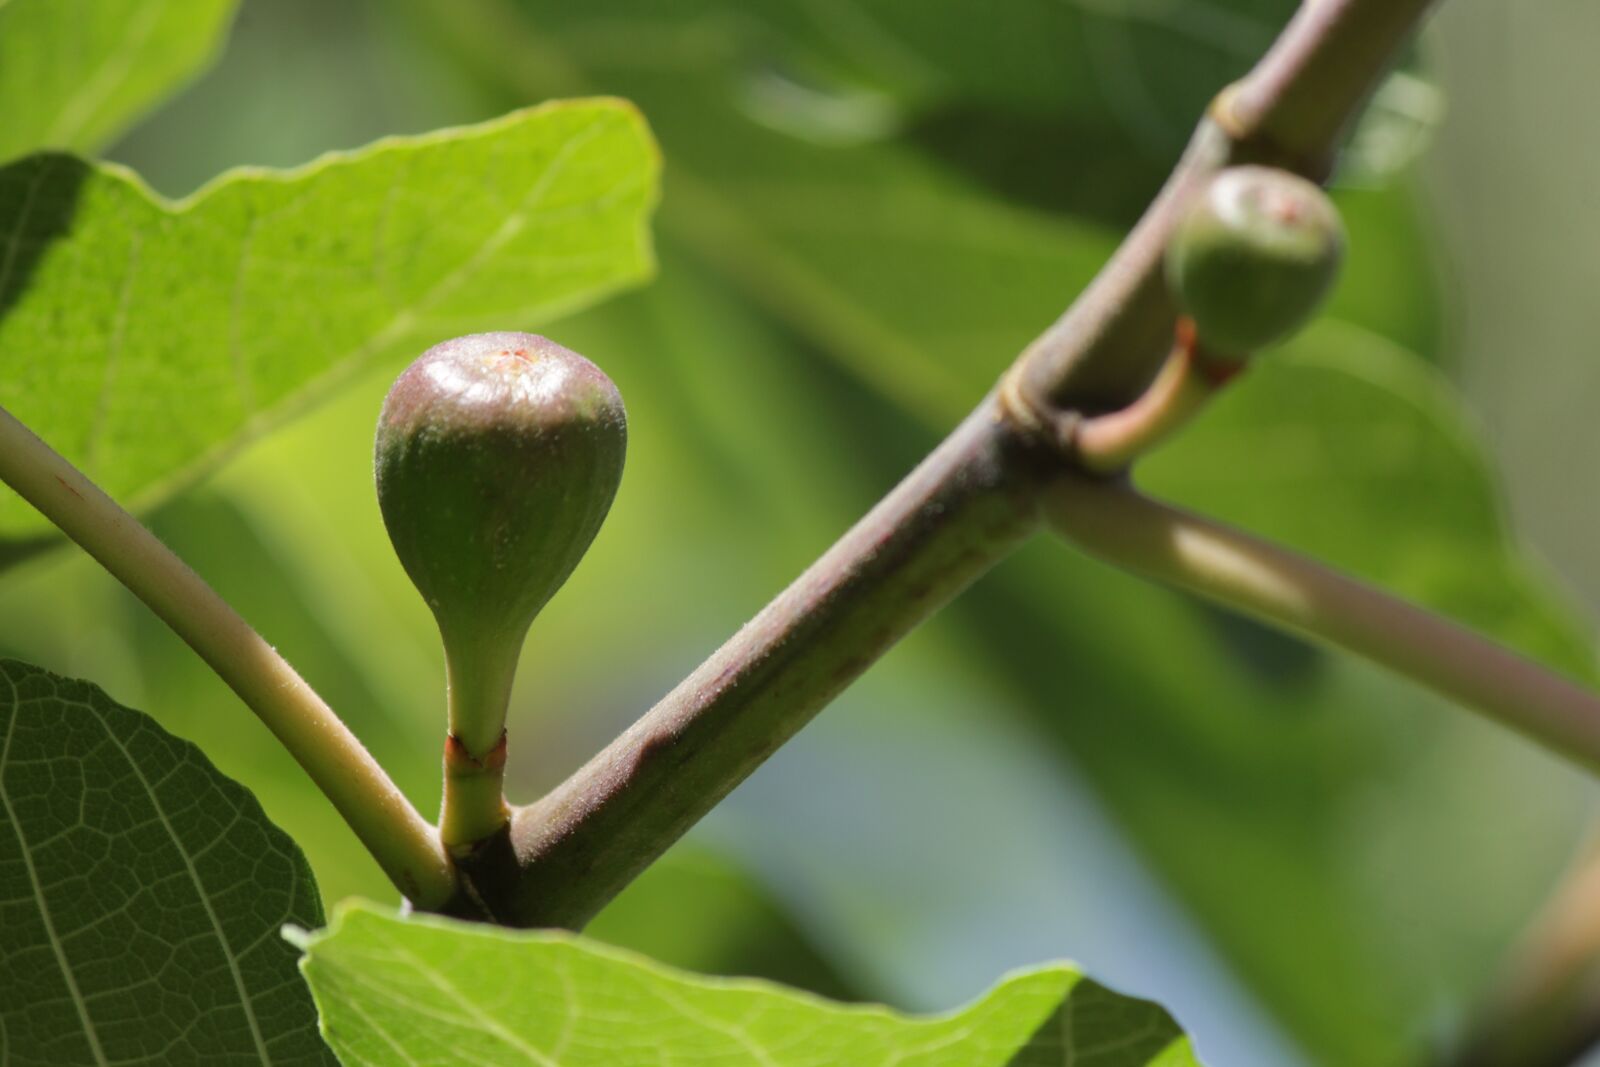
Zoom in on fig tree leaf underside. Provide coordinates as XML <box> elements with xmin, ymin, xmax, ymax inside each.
<box><xmin>0</xmin><ymin>657</ymin><xmax>334</xmax><ymax>1066</ymax></box>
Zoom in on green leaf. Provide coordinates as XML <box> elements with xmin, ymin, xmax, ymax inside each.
<box><xmin>295</xmin><ymin>901</ymin><xmax>1200</xmax><ymax>1067</ymax></box>
<box><xmin>0</xmin><ymin>657</ymin><xmax>333</xmax><ymax>1065</ymax></box>
<box><xmin>0</xmin><ymin>98</ymin><xmax>658</xmax><ymax>537</ymax></box>
<box><xmin>0</xmin><ymin>0</ymin><xmax>239</xmax><ymax>163</ymax></box>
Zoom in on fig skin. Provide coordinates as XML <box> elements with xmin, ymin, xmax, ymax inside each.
<box><xmin>1166</xmin><ymin>165</ymin><xmax>1345</xmax><ymax>357</ymax></box>
<box><xmin>375</xmin><ymin>332</ymin><xmax>626</xmax><ymax>757</ymax></box>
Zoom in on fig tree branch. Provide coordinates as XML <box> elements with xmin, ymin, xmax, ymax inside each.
<box><xmin>1045</xmin><ymin>475</ymin><xmax>1600</xmax><ymax>772</ymax></box>
<box><xmin>479</xmin><ymin>0</ymin><xmax>1444</xmax><ymax>925</ymax></box>
<box><xmin>0</xmin><ymin>404</ymin><xmax>457</xmax><ymax>907</ymax></box>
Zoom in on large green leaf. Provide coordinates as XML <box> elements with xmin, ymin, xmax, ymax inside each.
<box><xmin>0</xmin><ymin>658</ymin><xmax>333</xmax><ymax>1065</ymax></box>
<box><xmin>295</xmin><ymin>901</ymin><xmax>1199</xmax><ymax>1067</ymax></box>
<box><xmin>0</xmin><ymin>0</ymin><xmax>239</xmax><ymax>163</ymax></box>
<box><xmin>0</xmin><ymin>97</ymin><xmax>657</xmax><ymax>537</ymax></box>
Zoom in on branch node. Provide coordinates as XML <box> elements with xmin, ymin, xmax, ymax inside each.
<box><xmin>997</xmin><ymin>366</ymin><xmax>1082</xmax><ymax>458</ymax></box>
<box><xmin>1208</xmin><ymin>82</ymin><xmax>1337</xmax><ymax>181</ymax></box>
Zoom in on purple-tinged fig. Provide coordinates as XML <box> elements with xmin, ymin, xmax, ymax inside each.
<box><xmin>1166</xmin><ymin>165</ymin><xmax>1345</xmax><ymax>357</ymax></box>
<box><xmin>375</xmin><ymin>333</ymin><xmax>626</xmax><ymax>761</ymax></box>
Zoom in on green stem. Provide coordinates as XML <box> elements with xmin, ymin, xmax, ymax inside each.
<box><xmin>442</xmin><ymin>637</ymin><xmax>519</xmax><ymax>757</ymax></box>
<box><xmin>438</xmin><ymin>639</ymin><xmax>515</xmax><ymax>852</ymax></box>
<box><xmin>1045</xmin><ymin>475</ymin><xmax>1600</xmax><ymax>771</ymax></box>
<box><xmin>0</xmin><ymin>405</ymin><xmax>456</xmax><ymax>906</ymax></box>
<box><xmin>1071</xmin><ymin>328</ymin><xmax>1225</xmax><ymax>474</ymax></box>
<box><xmin>439</xmin><ymin>731</ymin><xmax>510</xmax><ymax>854</ymax></box>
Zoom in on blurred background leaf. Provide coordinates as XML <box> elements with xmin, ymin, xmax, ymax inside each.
<box><xmin>0</xmin><ymin>3</ymin><xmax>1594</xmax><ymax>1067</ymax></box>
<box><xmin>0</xmin><ymin>0</ymin><xmax>238</xmax><ymax>163</ymax></box>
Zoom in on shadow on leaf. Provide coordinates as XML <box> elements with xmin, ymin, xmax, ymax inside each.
<box><xmin>1007</xmin><ymin>975</ymin><xmax>1194</xmax><ymax>1065</ymax></box>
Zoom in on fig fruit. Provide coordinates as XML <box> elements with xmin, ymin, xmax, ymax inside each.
<box><xmin>1166</xmin><ymin>165</ymin><xmax>1345</xmax><ymax>356</ymax></box>
<box><xmin>375</xmin><ymin>332</ymin><xmax>626</xmax><ymax>760</ymax></box>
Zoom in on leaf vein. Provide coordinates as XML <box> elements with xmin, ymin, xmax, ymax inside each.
<box><xmin>93</xmin><ymin>712</ymin><xmax>278</xmax><ymax>1066</ymax></box>
<box><xmin>0</xmin><ymin>671</ymin><xmax>111</xmax><ymax>1067</ymax></box>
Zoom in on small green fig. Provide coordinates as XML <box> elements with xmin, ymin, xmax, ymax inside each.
<box><xmin>375</xmin><ymin>332</ymin><xmax>626</xmax><ymax>759</ymax></box>
<box><xmin>1165</xmin><ymin>165</ymin><xmax>1345</xmax><ymax>357</ymax></box>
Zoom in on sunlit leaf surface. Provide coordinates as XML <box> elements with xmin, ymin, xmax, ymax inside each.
<box><xmin>296</xmin><ymin>902</ymin><xmax>1199</xmax><ymax>1067</ymax></box>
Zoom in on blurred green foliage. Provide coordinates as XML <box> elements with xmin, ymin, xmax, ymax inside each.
<box><xmin>0</xmin><ymin>0</ymin><xmax>235</xmax><ymax>161</ymax></box>
<box><xmin>0</xmin><ymin>3</ymin><xmax>1594</xmax><ymax>1066</ymax></box>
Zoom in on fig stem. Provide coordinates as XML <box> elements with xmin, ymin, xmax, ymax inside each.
<box><xmin>443</xmin><ymin>639</ymin><xmax>519</xmax><ymax>762</ymax></box>
<box><xmin>1046</xmin><ymin>475</ymin><xmax>1600</xmax><ymax>772</ymax></box>
<box><xmin>1071</xmin><ymin>322</ymin><xmax>1234</xmax><ymax>474</ymax></box>
<box><xmin>439</xmin><ymin>643</ymin><xmax>516</xmax><ymax>850</ymax></box>
<box><xmin>440</xmin><ymin>732</ymin><xmax>510</xmax><ymax>852</ymax></box>
<box><xmin>0</xmin><ymin>403</ymin><xmax>456</xmax><ymax>907</ymax></box>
